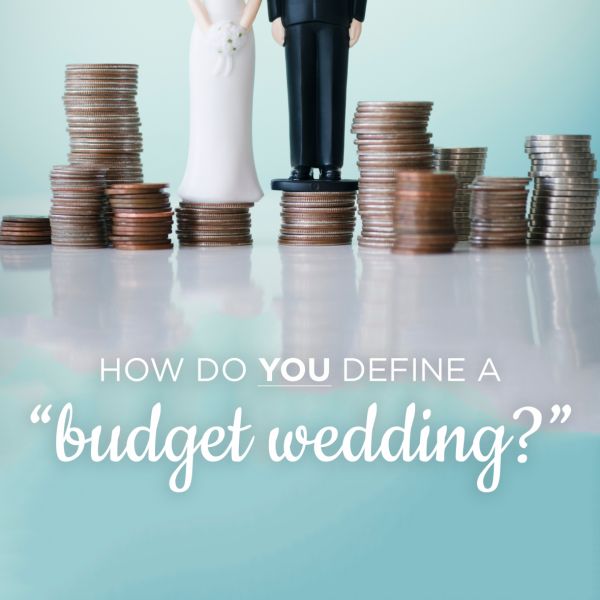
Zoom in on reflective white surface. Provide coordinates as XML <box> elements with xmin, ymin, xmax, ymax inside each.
<box><xmin>1</xmin><ymin>242</ymin><xmax>599</xmax><ymax>599</ymax></box>
<box><xmin>1</xmin><ymin>242</ymin><xmax>599</xmax><ymax>427</ymax></box>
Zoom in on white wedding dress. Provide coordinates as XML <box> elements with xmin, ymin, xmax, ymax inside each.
<box><xmin>179</xmin><ymin>0</ymin><xmax>263</xmax><ymax>204</ymax></box>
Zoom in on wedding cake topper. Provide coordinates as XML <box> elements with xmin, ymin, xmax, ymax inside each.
<box><xmin>268</xmin><ymin>0</ymin><xmax>367</xmax><ymax>186</ymax></box>
<box><xmin>180</xmin><ymin>0</ymin><xmax>263</xmax><ymax>204</ymax></box>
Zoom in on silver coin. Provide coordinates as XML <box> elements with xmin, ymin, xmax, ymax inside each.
<box><xmin>526</xmin><ymin>135</ymin><xmax>591</xmax><ymax>142</ymax></box>
<box><xmin>531</xmin><ymin>159</ymin><xmax>596</xmax><ymax>167</ymax></box>
<box><xmin>529</xmin><ymin>224</ymin><xmax>594</xmax><ymax>233</ymax></box>
<box><xmin>531</xmin><ymin>195</ymin><xmax>598</xmax><ymax>204</ymax></box>
<box><xmin>435</xmin><ymin>147</ymin><xmax>487</xmax><ymax>154</ymax></box>
<box><xmin>533</xmin><ymin>187</ymin><xmax>599</xmax><ymax>196</ymax></box>
<box><xmin>528</xmin><ymin>150</ymin><xmax>596</xmax><ymax>160</ymax></box>
<box><xmin>527</xmin><ymin>238</ymin><xmax>590</xmax><ymax>247</ymax></box>
<box><xmin>530</xmin><ymin>205</ymin><xmax>597</xmax><ymax>215</ymax></box>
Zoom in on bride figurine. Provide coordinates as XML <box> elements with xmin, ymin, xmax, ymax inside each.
<box><xmin>180</xmin><ymin>0</ymin><xmax>264</xmax><ymax>204</ymax></box>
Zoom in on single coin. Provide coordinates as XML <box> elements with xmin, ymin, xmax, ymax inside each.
<box><xmin>2</xmin><ymin>216</ymin><xmax>50</xmax><ymax>224</ymax></box>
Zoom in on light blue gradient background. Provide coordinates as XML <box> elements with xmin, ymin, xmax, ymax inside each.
<box><xmin>0</xmin><ymin>0</ymin><xmax>598</xmax><ymax>242</ymax></box>
<box><xmin>1</xmin><ymin>2</ymin><xmax>600</xmax><ymax>599</ymax></box>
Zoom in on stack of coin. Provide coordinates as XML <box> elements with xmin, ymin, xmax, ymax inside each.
<box><xmin>393</xmin><ymin>171</ymin><xmax>458</xmax><ymax>254</ymax></box>
<box><xmin>353</xmin><ymin>101</ymin><xmax>435</xmax><ymax>249</ymax></box>
<box><xmin>525</xmin><ymin>135</ymin><xmax>598</xmax><ymax>247</ymax></box>
<box><xmin>0</xmin><ymin>216</ymin><xmax>51</xmax><ymax>245</ymax></box>
<box><xmin>176</xmin><ymin>203</ymin><xmax>253</xmax><ymax>247</ymax></box>
<box><xmin>50</xmin><ymin>165</ymin><xmax>108</xmax><ymax>248</ymax></box>
<box><xmin>108</xmin><ymin>184</ymin><xmax>173</xmax><ymax>250</ymax></box>
<box><xmin>279</xmin><ymin>192</ymin><xmax>356</xmax><ymax>246</ymax></box>
<box><xmin>469</xmin><ymin>177</ymin><xmax>530</xmax><ymax>248</ymax></box>
<box><xmin>64</xmin><ymin>64</ymin><xmax>144</xmax><ymax>236</ymax></box>
<box><xmin>434</xmin><ymin>147</ymin><xmax>488</xmax><ymax>241</ymax></box>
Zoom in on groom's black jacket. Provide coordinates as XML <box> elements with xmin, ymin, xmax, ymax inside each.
<box><xmin>268</xmin><ymin>0</ymin><xmax>367</xmax><ymax>27</ymax></box>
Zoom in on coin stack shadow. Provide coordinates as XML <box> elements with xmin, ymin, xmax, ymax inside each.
<box><xmin>279</xmin><ymin>192</ymin><xmax>356</xmax><ymax>246</ymax></box>
<box><xmin>353</xmin><ymin>101</ymin><xmax>435</xmax><ymax>250</ymax></box>
<box><xmin>434</xmin><ymin>148</ymin><xmax>488</xmax><ymax>241</ymax></box>
<box><xmin>50</xmin><ymin>165</ymin><xmax>108</xmax><ymax>248</ymax></box>
<box><xmin>176</xmin><ymin>203</ymin><xmax>254</xmax><ymax>247</ymax></box>
<box><xmin>393</xmin><ymin>171</ymin><xmax>458</xmax><ymax>254</ymax></box>
<box><xmin>108</xmin><ymin>184</ymin><xmax>173</xmax><ymax>250</ymax></box>
<box><xmin>64</xmin><ymin>64</ymin><xmax>144</xmax><ymax>239</ymax></box>
<box><xmin>469</xmin><ymin>177</ymin><xmax>530</xmax><ymax>248</ymax></box>
<box><xmin>0</xmin><ymin>217</ymin><xmax>51</xmax><ymax>246</ymax></box>
<box><xmin>525</xmin><ymin>135</ymin><xmax>598</xmax><ymax>247</ymax></box>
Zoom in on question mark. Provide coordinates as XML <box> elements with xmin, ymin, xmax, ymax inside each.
<box><xmin>513</xmin><ymin>407</ymin><xmax>543</xmax><ymax>464</ymax></box>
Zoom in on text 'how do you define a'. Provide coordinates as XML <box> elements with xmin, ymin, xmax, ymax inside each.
<box><xmin>99</xmin><ymin>357</ymin><xmax>502</xmax><ymax>385</ymax></box>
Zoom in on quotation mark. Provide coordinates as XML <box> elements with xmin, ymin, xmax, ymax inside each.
<box><xmin>550</xmin><ymin>404</ymin><xmax>572</xmax><ymax>425</ymax></box>
<box><xmin>514</xmin><ymin>404</ymin><xmax>573</xmax><ymax>465</ymax></box>
<box><xmin>30</xmin><ymin>404</ymin><xmax>53</xmax><ymax>424</ymax></box>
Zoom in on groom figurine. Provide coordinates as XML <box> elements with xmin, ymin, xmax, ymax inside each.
<box><xmin>268</xmin><ymin>0</ymin><xmax>367</xmax><ymax>183</ymax></box>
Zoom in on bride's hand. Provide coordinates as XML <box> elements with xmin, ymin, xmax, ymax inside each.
<box><xmin>271</xmin><ymin>18</ymin><xmax>285</xmax><ymax>46</ymax></box>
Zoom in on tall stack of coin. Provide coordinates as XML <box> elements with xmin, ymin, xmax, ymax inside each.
<box><xmin>525</xmin><ymin>135</ymin><xmax>598</xmax><ymax>246</ymax></box>
<box><xmin>0</xmin><ymin>217</ymin><xmax>51</xmax><ymax>246</ymax></box>
<box><xmin>353</xmin><ymin>102</ymin><xmax>435</xmax><ymax>249</ymax></box>
<box><xmin>469</xmin><ymin>177</ymin><xmax>530</xmax><ymax>248</ymax></box>
<box><xmin>108</xmin><ymin>184</ymin><xmax>173</xmax><ymax>250</ymax></box>
<box><xmin>279</xmin><ymin>192</ymin><xmax>356</xmax><ymax>246</ymax></box>
<box><xmin>393</xmin><ymin>171</ymin><xmax>458</xmax><ymax>254</ymax></box>
<box><xmin>50</xmin><ymin>165</ymin><xmax>108</xmax><ymax>248</ymax></box>
<box><xmin>176</xmin><ymin>203</ymin><xmax>254</xmax><ymax>247</ymax></box>
<box><xmin>434</xmin><ymin>147</ymin><xmax>487</xmax><ymax>241</ymax></box>
<box><xmin>64</xmin><ymin>64</ymin><xmax>143</xmax><ymax>236</ymax></box>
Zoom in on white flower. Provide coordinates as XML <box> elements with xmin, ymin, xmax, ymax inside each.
<box><xmin>207</xmin><ymin>21</ymin><xmax>248</xmax><ymax>59</ymax></box>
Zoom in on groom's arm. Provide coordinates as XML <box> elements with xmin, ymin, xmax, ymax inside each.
<box><xmin>353</xmin><ymin>0</ymin><xmax>367</xmax><ymax>22</ymax></box>
<box><xmin>267</xmin><ymin>0</ymin><xmax>282</xmax><ymax>22</ymax></box>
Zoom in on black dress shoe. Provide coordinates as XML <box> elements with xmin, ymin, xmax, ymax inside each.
<box><xmin>319</xmin><ymin>167</ymin><xmax>342</xmax><ymax>181</ymax></box>
<box><xmin>290</xmin><ymin>166</ymin><xmax>313</xmax><ymax>181</ymax></box>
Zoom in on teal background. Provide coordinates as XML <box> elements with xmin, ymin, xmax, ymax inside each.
<box><xmin>0</xmin><ymin>0</ymin><xmax>599</xmax><ymax>242</ymax></box>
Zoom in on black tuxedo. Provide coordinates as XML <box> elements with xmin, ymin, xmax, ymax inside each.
<box><xmin>268</xmin><ymin>0</ymin><xmax>367</xmax><ymax>27</ymax></box>
<box><xmin>268</xmin><ymin>0</ymin><xmax>368</xmax><ymax>172</ymax></box>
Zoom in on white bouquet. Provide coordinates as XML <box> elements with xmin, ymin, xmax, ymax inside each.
<box><xmin>207</xmin><ymin>21</ymin><xmax>249</xmax><ymax>77</ymax></box>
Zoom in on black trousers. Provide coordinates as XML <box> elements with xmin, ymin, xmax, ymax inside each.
<box><xmin>285</xmin><ymin>22</ymin><xmax>350</xmax><ymax>170</ymax></box>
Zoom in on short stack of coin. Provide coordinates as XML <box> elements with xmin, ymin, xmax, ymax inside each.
<box><xmin>353</xmin><ymin>102</ymin><xmax>435</xmax><ymax>249</ymax></box>
<box><xmin>64</xmin><ymin>64</ymin><xmax>144</xmax><ymax>236</ymax></box>
<box><xmin>434</xmin><ymin>147</ymin><xmax>488</xmax><ymax>241</ymax></box>
<box><xmin>50</xmin><ymin>165</ymin><xmax>108</xmax><ymax>248</ymax></box>
<box><xmin>525</xmin><ymin>135</ymin><xmax>598</xmax><ymax>247</ymax></box>
<box><xmin>469</xmin><ymin>177</ymin><xmax>530</xmax><ymax>248</ymax></box>
<box><xmin>108</xmin><ymin>183</ymin><xmax>173</xmax><ymax>250</ymax></box>
<box><xmin>176</xmin><ymin>203</ymin><xmax>253</xmax><ymax>247</ymax></box>
<box><xmin>0</xmin><ymin>216</ymin><xmax>51</xmax><ymax>245</ymax></box>
<box><xmin>393</xmin><ymin>171</ymin><xmax>458</xmax><ymax>254</ymax></box>
<box><xmin>279</xmin><ymin>192</ymin><xmax>356</xmax><ymax>246</ymax></box>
